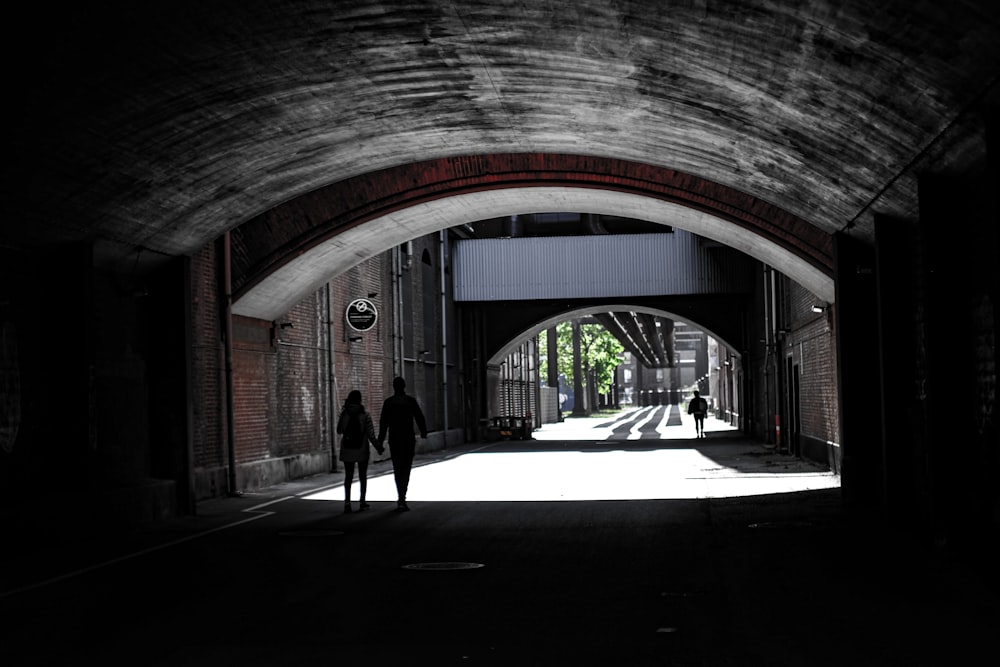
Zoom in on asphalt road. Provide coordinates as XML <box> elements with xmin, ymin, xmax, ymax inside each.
<box><xmin>3</xmin><ymin>409</ymin><xmax>997</xmax><ymax>666</ymax></box>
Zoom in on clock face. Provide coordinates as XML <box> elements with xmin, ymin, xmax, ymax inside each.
<box><xmin>345</xmin><ymin>298</ymin><xmax>378</xmax><ymax>333</ymax></box>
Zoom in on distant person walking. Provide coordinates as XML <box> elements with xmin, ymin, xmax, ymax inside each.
<box><xmin>336</xmin><ymin>390</ymin><xmax>381</xmax><ymax>513</ymax></box>
<box><xmin>687</xmin><ymin>390</ymin><xmax>708</xmax><ymax>438</ymax></box>
<box><xmin>377</xmin><ymin>377</ymin><xmax>427</xmax><ymax>512</ymax></box>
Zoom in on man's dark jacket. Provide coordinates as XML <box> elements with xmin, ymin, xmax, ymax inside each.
<box><xmin>377</xmin><ymin>391</ymin><xmax>428</xmax><ymax>445</ymax></box>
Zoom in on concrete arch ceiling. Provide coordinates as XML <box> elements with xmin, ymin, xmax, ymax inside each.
<box><xmin>229</xmin><ymin>155</ymin><xmax>833</xmax><ymax>320</ymax></box>
<box><xmin>487</xmin><ymin>305</ymin><xmax>737</xmax><ymax>368</ymax></box>
<box><xmin>7</xmin><ymin>1</ymin><xmax>1000</xmax><ymax>299</ymax></box>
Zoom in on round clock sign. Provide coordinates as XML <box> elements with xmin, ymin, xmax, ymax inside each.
<box><xmin>345</xmin><ymin>298</ymin><xmax>378</xmax><ymax>333</ymax></box>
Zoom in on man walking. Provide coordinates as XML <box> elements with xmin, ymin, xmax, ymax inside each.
<box><xmin>377</xmin><ymin>377</ymin><xmax>428</xmax><ymax>511</ymax></box>
<box><xmin>687</xmin><ymin>390</ymin><xmax>708</xmax><ymax>438</ymax></box>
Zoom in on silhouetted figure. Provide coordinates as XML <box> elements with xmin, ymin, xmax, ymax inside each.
<box><xmin>336</xmin><ymin>390</ymin><xmax>380</xmax><ymax>513</ymax></box>
<box><xmin>377</xmin><ymin>377</ymin><xmax>427</xmax><ymax>512</ymax></box>
<box><xmin>687</xmin><ymin>390</ymin><xmax>708</xmax><ymax>438</ymax></box>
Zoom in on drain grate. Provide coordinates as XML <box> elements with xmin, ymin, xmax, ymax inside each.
<box><xmin>402</xmin><ymin>562</ymin><xmax>485</xmax><ymax>571</ymax></box>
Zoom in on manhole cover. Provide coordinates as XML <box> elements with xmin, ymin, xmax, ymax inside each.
<box><xmin>402</xmin><ymin>562</ymin><xmax>485</xmax><ymax>571</ymax></box>
<box><xmin>747</xmin><ymin>521</ymin><xmax>813</xmax><ymax>529</ymax></box>
<box><xmin>278</xmin><ymin>530</ymin><xmax>345</xmax><ymax>537</ymax></box>
<box><xmin>661</xmin><ymin>591</ymin><xmax>708</xmax><ymax>598</ymax></box>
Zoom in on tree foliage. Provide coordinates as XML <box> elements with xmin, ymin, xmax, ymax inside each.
<box><xmin>540</xmin><ymin>320</ymin><xmax>624</xmax><ymax>395</ymax></box>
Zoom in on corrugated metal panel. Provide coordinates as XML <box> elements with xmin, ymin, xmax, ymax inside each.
<box><xmin>453</xmin><ymin>231</ymin><xmax>749</xmax><ymax>301</ymax></box>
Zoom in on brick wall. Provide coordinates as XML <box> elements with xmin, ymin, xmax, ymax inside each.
<box><xmin>187</xmin><ymin>239</ymin><xmax>463</xmax><ymax>498</ymax></box>
<box><xmin>332</xmin><ymin>257</ymin><xmax>387</xmax><ymax>424</ymax></box>
<box><xmin>788</xmin><ymin>282</ymin><xmax>839</xmax><ymax>440</ymax></box>
<box><xmin>273</xmin><ymin>296</ymin><xmax>325</xmax><ymax>457</ymax></box>
<box><xmin>787</xmin><ymin>280</ymin><xmax>840</xmax><ymax>464</ymax></box>
<box><xmin>189</xmin><ymin>243</ymin><xmax>226</xmax><ymax>471</ymax></box>
<box><xmin>189</xmin><ymin>243</ymin><xmax>398</xmax><ymax>497</ymax></box>
<box><xmin>233</xmin><ymin>315</ymin><xmax>273</xmax><ymax>463</ymax></box>
<box><xmin>743</xmin><ymin>269</ymin><xmax>840</xmax><ymax>464</ymax></box>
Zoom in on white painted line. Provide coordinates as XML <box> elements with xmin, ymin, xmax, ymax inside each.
<box><xmin>654</xmin><ymin>405</ymin><xmax>673</xmax><ymax>437</ymax></box>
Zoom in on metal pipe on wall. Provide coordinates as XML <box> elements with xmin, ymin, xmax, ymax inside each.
<box><xmin>761</xmin><ymin>266</ymin><xmax>771</xmax><ymax>442</ymax></box>
<box><xmin>771</xmin><ymin>270</ymin><xmax>786</xmax><ymax>452</ymax></box>
<box><xmin>393</xmin><ymin>244</ymin><xmax>410</xmax><ymax>381</ymax></box>
<box><xmin>439</xmin><ymin>230</ymin><xmax>449</xmax><ymax>443</ymax></box>
<box><xmin>392</xmin><ymin>246</ymin><xmax>402</xmax><ymax>379</ymax></box>
<box><xmin>326</xmin><ymin>283</ymin><xmax>338</xmax><ymax>472</ymax></box>
<box><xmin>764</xmin><ymin>265</ymin><xmax>778</xmax><ymax>444</ymax></box>
<box><xmin>763</xmin><ymin>265</ymin><xmax>772</xmax><ymax>350</ymax></box>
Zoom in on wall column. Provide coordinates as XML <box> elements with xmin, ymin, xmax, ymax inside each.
<box><xmin>873</xmin><ymin>215</ymin><xmax>925</xmax><ymax>533</ymax></box>
<box><xmin>571</xmin><ymin>319</ymin><xmax>586</xmax><ymax>416</ymax></box>
<box><xmin>833</xmin><ymin>232</ymin><xmax>883</xmax><ymax>517</ymax></box>
<box><xmin>547</xmin><ymin>326</ymin><xmax>560</xmax><ymax>421</ymax></box>
<box><xmin>918</xmin><ymin>173</ymin><xmax>986</xmax><ymax>549</ymax></box>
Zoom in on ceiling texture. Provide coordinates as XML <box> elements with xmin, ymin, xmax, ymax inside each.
<box><xmin>6</xmin><ymin>1</ymin><xmax>1000</xmax><ymax>317</ymax></box>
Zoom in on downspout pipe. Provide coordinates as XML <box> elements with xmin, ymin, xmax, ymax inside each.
<box><xmin>221</xmin><ymin>232</ymin><xmax>238</xmax><ymax>495</ymax></box>
<box><xmin>402</xmin><ymin>242</ymin><xmax>412</xmax><ymax>384</ymax></box>
<box><xmin>439</xmin><ymin>231</ymin><xmax>449</xmax><ymax>445</ymax></box>
<box><xmin>326</xmin><ymin>283</ymin><xmax>338</xmax><ymax>472</ymax></box>
<box><xmin>763</xmin><ymin>265</ymin><xmax>775</xmax><ymax>445</ymax></box>
<box><xmin>394</xmin><ymin>245</ymin><xmax>404</xmax><ymax>379</ymax></box>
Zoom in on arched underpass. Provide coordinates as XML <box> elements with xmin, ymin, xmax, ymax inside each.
<box><xmin>485</xmin><ymin>304</ymin><xmax>740</xmax><ymax>366</ymax></box>
<box><xmin>5</xmin><ymin>0</ymin><xmax>993</xmax><ymax>532</ymax></box>
<box><xmin>2</xmin><ymin>2</ymin><xmax>997</xmax><ymax>662</ymax></box>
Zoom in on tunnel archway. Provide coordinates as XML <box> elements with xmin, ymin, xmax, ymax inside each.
<box><xmin>487</xmin><ymin>304</ymin><xmax>740</xmax><ymax>367</ymax></box>
<box><xmin>230</xmin><ymin>155</ymin><xmax>834</xmax><ymax>321</ymax></box>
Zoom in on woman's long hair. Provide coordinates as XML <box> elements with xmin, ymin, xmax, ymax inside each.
<box><xmin>342</xmin><ymin>389</ymin><xmax>363</xmax><ymax>410</ymax></box>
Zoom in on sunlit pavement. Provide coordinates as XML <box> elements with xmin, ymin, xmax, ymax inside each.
<box><xmin>305</xmin><ymin>406</ymin><xmax>839</xmax><ymax>504</ymax></box>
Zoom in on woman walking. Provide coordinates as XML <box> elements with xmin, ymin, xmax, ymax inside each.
<box><xmin>336</xmin><ymin>389</ymin><xmax>381</xmax><ymax>513</ymax></box>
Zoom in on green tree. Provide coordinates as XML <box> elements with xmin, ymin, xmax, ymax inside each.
<box><xmin>540</xmin><ymin>320</ymin><xmax>624</xmax><ymax>396</ymax></box>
